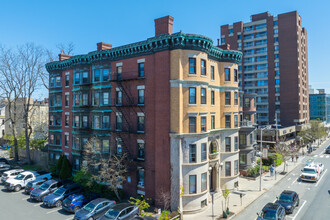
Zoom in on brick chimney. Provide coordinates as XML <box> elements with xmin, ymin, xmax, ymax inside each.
<box><xmin>218</xmin><ymin>43</ymin><xmax>231</xmax><ymax>50</ymax></box>
<box><xmin>154</xmin><ymin>15</ymin><xmax>174</xmax><ymax>36</ymax></box>
<box><xmin>58</xmin><ymin>50</ymin><xmax>72</xmax><ymax>61</ymax></box>
<box><xmin>97</xmin><ymin>42</ymin><xmax>112</xmax><ymax>51</ymax></box>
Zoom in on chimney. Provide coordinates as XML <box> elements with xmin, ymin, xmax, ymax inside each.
<box><xmin>58</xmin><ymin>50</ymin><xmax>72</xmax><ymax>61</ymax></box>
<box><xmin>154</xmin><ymin>15</ymin><xmax>174</xmax><ymax>36</ymax></box>
<box><xmin>218</xmin><ymin>43</ymin><xmax>231</xmax><ymax>50</ymax></box>
<box><xmin>97</xmin><ymin>42</ymin><xmax>112</xmax><ymax>51</ymax></box>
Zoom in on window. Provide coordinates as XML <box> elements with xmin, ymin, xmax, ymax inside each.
<box><xmin>234</xmin><ymin>92</ymin><xmax>238</xmax><ymax>105</ymax></box>
<box><xmin>138</xmin><ymin>63</ymin><xmax>145</xmax><ymax>77</ymax></box>
<box><xmin>55</xmin><ymin>134</ymin><xmax>61</xmax><ymax>146</ymax></box>
<box><xmin>225</xmin><ymin>162</ymin><xmax>231</xmax><ymax>177</ymax></box>
<box><xmin>234</xmin><ymin>115</ymin><xmax>238</xmax><ymax>128</ymax></box>
<box><xmin>225</xmin><ymin>137</ymin><xmax>231</xmax><ymax>152</ymax></box>
<box><xmin>102</xmin><ymin>140</ymin><xmax>110</xmax><ymax>153</ymax></box>
<box><xmin>234</xmin><ymin>160</ymin><xmax>239</xmax><ymax>175</ymax></box>
<box><xmin>240</xmin><ymin>154</ymin><xmax>247</xmax><ymax>165</ymax></box>
<box><xmin>65</xmin><ymin>115</ymin><xmax>69</xmax><ymax>127</ymax></box>
<box><xmin>94</xmin><ymin>69</ymin><xmax>100</xmax><ymax>82</ymax></box>
<box><xmin>49</xmin><ymin>115</ymin><xmax>54</xmax><ymax>126</ymax></box>
<box><xmin>274</xmin><ymin>29</ymin><xmax>278</xmax><ymax>35</ymax></box>
<box><xmin>221</xmin><ymin>37</ymin><xmax>225</xmax><ymax>44</ymax></box>
<box><xmin>275</xmin><ymin>45</ymin><xmax>279</xmax><ymax>51</ymax></box>
<box><xmin>56</xmin><ymin>76</ymin><xmax>61</xmax><ymax>87</ymax></box>
<box><xmin>201</xmin><ymin>116</ymin><xmax>207</xmax><ymax>132</ymax></box>
<box><xmin>82</xmin><ymin>116</ymin><xmax>88</xmax><ymax>128</ymax></box>
<box><xmin>274</xmin><ymin>21</ymin><xmax>278</xmax><ymax>26</ymax></box>
<box><xmin>137</xmin><ymin>169</ymin><xmax>144</xmax><ymax>187</ymax></box>
<box><xmin>65</xmin><ymin>74</ymin><xmax>69</xmax><ymax>86</ymax></box>
<box><xmin>55</xmin><ymin>116</ymin><xmax>61</xmax><ymax>126</ymax></box>
<box><xmin>103</xmin><ymin>69</ymin><xmax>109</xmax><ymax>81</ymax></box>
<box><xmin>138</xmin><ymin>89</ymin><xmax>144</xmax><ymax>104</ymax></box>
<box><xmin>274</xmin><ymin>37</ymin><xmax>278</xmax><ymax>43</ymax></box>
<box><xmin>137</xmin><ymin>142</ymin><xmax>145</xmax><ymax>160</ymax></box>
<box><xmin>225</xmin><ymin>68</ymin><xmax>230</xmax><ymax>81</ymax></box>
<box><xmin>275</xmin><ymin>54</ymin><xmax>279</xmax><ymax>59</ymax></box>
<box><xmin>189</xmin><ymin>175</ymin><xmax>196</xmax><ymax>194</ymax></box>
<box><xmin>211</xmin><ymin>115</ymin><xmax>215</xmax><ymax>129</ymax></box>
<box><xmin>50</xmin><ymin>134</ymin><xmax>54</xmax><ymax>144</ymax></box>
<box><xmin>225</xmin><ymin>115</ymin><xmax>231</xmax><ymax>128</ymax></box>
<box><xmin>74</xmin><ymin>73</ymin><xmax>80</xmax><ymax>84</ymax></box>
<box><xmin>201</xmin><ymin>88</ymin><xmax>206</xmax><ymax>104</ymax></box>
<box><xmin>275</xmin><ymin>62</ymin><xmax>279</xmax><ymax>68</ymax></box>
<box><xmin>65</xmin><ymin>134</ymin><xmax>69</xmax><ymax>147</ymax></box>
<box><xmin>116</xmin><ymin>90</ymin><xmax>122</xmax><ymax>105</ymax></box>
<box><xmin>234</xmin><ymin>69</ymin><xmax>238</xmax><ymax>82</ymax></box>
<box><xmin>65</xmin><ymin>95</ymin><xmax>69</xmax><ymax>107</ymax></box>
<box><xmin>117</xmin><ymin>66</ymin><xmax>122</xmax><ymax>80</ymax></box>
<box><xmin>189</xmin><ymin>88</ymin><xmax>196</xmax><ymax>104</ymax></box>
<box><xmin>103</xmin><ymin>92</ymin><xmax>109</xmax><ymax>105</ymax></box>
<box><xmin>56</xmin><ymin>94</ymin><xmax>62</xmax><ymax>106</ymax></box>
<box><xmin>82</xmin><ymin>72</ymin><xmax>88</xmax><ymax>83</ymax></box>
<box><xmin>201</xmin><ymin>143</ymin><xmax>207</xmax><ymax>161</ymax></box>
<box><xmin>211</xmin><ymin>66</ymin><xmax>215</xmax><ymax>80</ymax></box>
<box><xmin>50</xmin><ymin>77</ymin><xmax>54</xmax><ymax>88</ymax></box>
<box><xmin>116</xmin><ymin>139</ymin><xmax>122</xmax><ymax>156</ymax></box>
<box><xmin>93</xmin><ymin>115</ymin><xmax>100</xmax><ymax>129</ymax></box>
<box><xmin>225</xmin><ymin>92</ymin><xmax>231</xmax><ymax>105</ymax></box>
<box><xmin>116</xmin><ymin>113</ymin><xmax>122</xmax><ymax>130</ymax></box>
<box><xmin>102</xmin><ymin>115</ymin><xmax>110</xmax><ymax>129</ymax></box>
<box><xmin>237</xmin><ymin>35</ymin><xmax>241</xmax><ymax>40</ymax></box>
<box><xmin>275</xmin><ymin>79</ymin><xmax>280</xmax><ymax>85</ymax></box>
<box><xmin>211</xmin><ymin>91</ymin><xmax>215</xmax><ymax>105</ymax></box>
<box><xmin>73</xmin><ymin>137</ymin><xmax>80</xmax><ymax>149</ymax></box>
<box><xmin>189</xmin><ymin>58</ymin><xmax>196</xmax><ymax>74</ymax></box>
<box><xmin>189</xmin><ymin>117</ymin><xmax>196</xmax><ymax>133</ymax></box>
<box><xmin>201</xmin><ymin>59</ymin><xmax>206</xmax><ymax>75</ymax></box>
<box><xmin>249</xmin><ymin>133</ymin><xmax>253</xmax><ymax>145</ymax></box>
<box><xmin>137</xmin><ymin>115</ymin><xmax>145</xmax><ymax>132</ymax></box>
<box><xmin>74</xmin><ymin>116</ymin><xmax>80</xmax><ymax>128</ymax></box>
<box><xmin>74</xmin><ymin>94</ymin><xmax>80</xmax><ymax>106</ymax></box>
<box><xmin>240</xmin><ymin>134</ymin><xmax>246</xmax><ymax>145</ymax></box>
<box><xmin>201</xmin><ymin>173</ymin><xmax>207</xmax><ymax>192</ymax></box>
<box><xmin>93</xmin><ymin>92</ymin><xmax>100</xmax><ymax>106</ymax></box>
<box><xmin>82</xmin><ymin>93</ymin><xmax>88</xmax><ymax>105</ymax></box>
<box><xmin>234</xmin><ymin>136</ymin><xmax>238</xmax><ymax>151</ymax></box>
<box><xmin>189</xmin><ymin>144</ymin><xmax>196</xmax><ymax>163</ymax></box>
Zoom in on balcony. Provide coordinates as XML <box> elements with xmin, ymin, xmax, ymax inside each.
<box><xmin>209</xmin><ymin>151</ymin><xmax>219</xmax><ymax>160</ymax></box>
<box><xmin>240</xmin><ymin>120</ymin><xmax>253</xmax><ymax>127</ymax></box>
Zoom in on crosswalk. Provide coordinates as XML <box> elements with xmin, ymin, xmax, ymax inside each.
<box><xmin>313</xmin><ymin>154</ymin><xmax>330</xmax><ymax>158</ymax></box>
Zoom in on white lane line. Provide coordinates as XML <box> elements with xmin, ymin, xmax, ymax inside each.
<box><xmin>299</xmin><ymin>182</ymin><xmax>301</xmax><ymax>185</ymax></box>
<box><xmin>326</xmin><ymin>155</ymin><xmax>329</xmax><ymax>158</ymax></box>
<box><xmin>291</xmin><ymin>180</ymin><xmax>296</xmax><ymax>185</ymax></box>
<box><xmin>22</xmin><ymin>197</ymin><xmax>28</xmax><ymax>200</ymax></box>
<box><xmin>65</xmin><ymin>217</ymin><xmax>73</xmax><ymax>220</ymax></box>
<box><xmin>291</xmin><ymin>200</ymin><xmax>307</xmax><ymax>220</ymax></box>
<box><xmin>46</xmin><ymin>208</ymin><xmax>61</xmax><ymax>214</ymax></box>
<box><xmin>34</xmin><ymin>203</ymin><xmax>41</xmax><ymax>207</ymax></box>
<box><xmin>288</xmin><ymin>177</ymin><xmax>291</xmax><ymax>180</ymax></box>
<box><xmin>314</xmin><ymin>155</ymin><xmax>318</xmax><ymax>157</ymax></box>
<box><xmin>320</xmin><ymin>155</ymin><xmax>324</xmax><ymax>158</ymax></box>
<box><xmin>315</xmin><ymin>169</ymin><xmax>327</xmax><ymax>187</ymax></box>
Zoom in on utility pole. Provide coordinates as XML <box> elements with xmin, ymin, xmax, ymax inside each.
<box><xmin>275</xmin><ymin>113</ymin><xmax>278</xmax><ymax>180</ymax></box>
<box><xmin>259</xmin><ymin>128</ymin><xmax>263</xmax><ymax>191</ymax></box>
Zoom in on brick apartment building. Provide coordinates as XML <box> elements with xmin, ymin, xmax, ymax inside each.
<box><xmin>220</xmin><ymin>11</ymin><xmax>309</xmax><ymax>126</ymax></box>
<box><xmin>46</xmin><ymin>16</ymin><xmax>242</xmax><ymax>213</ymax></box>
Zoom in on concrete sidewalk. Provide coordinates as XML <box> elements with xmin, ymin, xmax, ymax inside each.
<box><xmin>183</xmin><ymin>138</ymin><xmax>329</xmax><ymax>220</ymax></box>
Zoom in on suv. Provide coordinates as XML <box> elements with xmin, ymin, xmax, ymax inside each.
<box><xmin>30</xmin><ymin>179</ymin><xmax>63</xmax><ymax>202</ymax></box>
<box><xmin>25</xmin><ymin>179</ymin><xmax>47</xmax><ymax>194</ymax></box>
<box><xmin>74</xmin><ymin>198</ymin><xmax>116</xmax><ymax>220</ymax></box>
<box><xmin>43</xmin><ymin>183</ymin><xmax>82</xmax><ymax>207</ymax></box>
<box><xmin>1</xmin><ymin>169</ymin><xmax>24</xmax><ymax>184</ymax></box>
<box><xmin>275</xmin><ymin>190</ymin><xmax>299</xmax><ymax>214</ymax></box>
<box><xmin>99</xmin><ymin>203</ymin><xmax>139</xmax><ymax>220</ymax></box>
<box><xmin>325</xmin><ymin>146</ymin><xmax>330</xmax><ymax>154</ymax></box>
<box><xmin>0</xmin><ymin>165</ymin><xmax>21</xmax><ymax>177</ymax></box>
<box><xmin>62</xmin><ymin>193</ymin><xmax>99</xmax><ymax>213</ymax></box>
<box><xmin>257</xmin><ymin>203</ymin><xmax>286</xmax><ymax>220</ymax></box>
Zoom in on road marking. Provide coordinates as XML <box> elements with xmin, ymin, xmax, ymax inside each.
<box><xmin>291</xmin><ymin>200</ymin><xmax>307</xmax><ymax>220</ymax></box>
<box><xmin>34</xmin><ymin>203</ymin><xmax>41</xmax><ymax>207</ymax></box>
<box><xmin>22</xmin><ymin>197</ymin><xmax>28</xmax><ymax>200</ymax></box>
<box><xmin>320</xmin><ymin>155</ymin><xmax>324</xmax><ymax>158</ymax></box>
<box><xmin>315</xmin><ymin>169</ymin><xmax>327</xmax><ymax>187</ymax></box>
<box><xmin>314</xmin><ymin>155</ymin><xmax>318</xmax><ymax>157</ymax></box>
<box><xmin>326</xmin><ymin>155</ymin><xmax>329</xmax><ymax>158</ymax></box>
<box><xmin>46</xmin><ymin>208</ymin><xmax>61</xmax><ymax>214</ymax></box>
<box><xmin>65</xmin><ymin>217</ymin><xmax>73</xmax><ymax>220</ymax></box>
<box><xmin>291</xmin><ymin>180</ymin><xmax>296</xmax><ymax>185</ymax></box>
<box><xmin>288</xmin><ymin>177</ymin><xmax>291</xmax><ymax>180</ymax></box>
<box><xmin>298</xmin><ymin>182</ymin><xmax>301</xmax><ymax>185</ymax></box>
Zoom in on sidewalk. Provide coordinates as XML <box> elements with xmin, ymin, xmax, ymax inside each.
<box><xmin>183</xmin><ymin>138</ymin><xmax>329</xmax><ymax>220</ymax></box>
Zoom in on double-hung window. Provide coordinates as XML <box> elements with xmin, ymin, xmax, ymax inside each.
<box><xmin>211</xmin><ymin>66</ymin><xmax>215</xmax><ymax>80</ymax></box>
<box><xmin>117</xmin><ymin>66</ymin><xmax>122</xmax><ymax>80</ymax></box>
<box><xmin>82</xmin><ymin>93</ymin><xmax>88</xmax><ymax>106</ymax></box>
<box><xmin>225</xmin><ymin>137</ymin><xmax>231</xmax><ymax>152</ymax></box>
<box><xmin>116</xmin><ymin>90</ymin><xmax>122</xmax><ymax>105</ymax></box>
<box><xmin>138</xmin><ymin>89</ymin><xmax>144</xmax><ymax>104</ymax></box>
<box><xmin>189</xmin><ymin>175</ymin><xmax>196</xmax><ymax>194</ymax></box>
<box><xmin>189</xmin><ymin>144</ymin><xmax>196</xmax><ymax>163</ymax></box>
<box><xmin>201</xmin><ymin>59</ymin><xmax>206</xmax><ymax>75</ymax></box>
<box><xmin>201</xmin><ymin>88</ymin><xmax>206</xmax><ymax>104</ymax></box>
<box><xmin>94</xmin><ymin>115</ymin><xmax>100</xmax><ymax>129</ymax></box>
<box><xmin>82</xmin><ymin>72</ymin><xmax>88</xmax><ymax>83</ymax></box>
<box><xmin>94</xmin><ymin>69</ymin><xmax>100</xmax><ymax>82</ymax></box>
<box><xmin>102</xmin><ymin>115</ymin><xmax>110</xmax><ymax>129</ymax></box>
<box><xmin>56</xmin><ymin>76</ymin><xmax>61</xmax><ymax>87</ymax></box>
<box><xmin>201</xmin><ymin>143</ymin><xmax>207</xmax><ymax>161</ymax></box>
<box><xmin>116</xmin><ymin>113</ymin><xmax>122</xmax><ymax>130</ymax></box>
<box><xmin>74</xmin><ymin>116</ymin><xmax>80</xmax><ymax>127</ymax></box>
<box><xmin>137</xmin><ymin>115</ymin><xmax>145</xmax><ymax>132</ymax></box>
<box><xmin>234</xmin><ymin>92</ymin><xmax>238</xmax><ymax>105</ymax></box>
<box><xmin>211</xmin><ymin>91</ymin><xmax>215</xmax><ymax>105</ymax></box>
<box><xmin>103</xmin><ymin>92</ymin><xmax>109</xmax><ymax>105</ymax></box>
<box><xmin>103</xmin><ymin>69</ymin><xmax>109</xmax><ymax>81</ymax></box>
<box><xmin>65</xmin><ymin>74</ymin><xmax>69</xmax><ymax>86</ymax></box>
<box><xmin>225</xmin><ymin>115</ymin><xmax>231</xmax><ymax>128</ymax></box>
<box><xmin>201</xmin><ymin>116</ymin><xmax>207</xmax><ymax>132</ymax></box>
<box><xmin>225</xmin><ymin>162</ymin><xmax>231</xmax><ymax>176</ymax></box>
<box><xmin>93</xmin><ymin>92</ymin><xmax>100</xmax><ymax>106</ymax></box>
<box><xmin>225</xmin><ymin>92</ymin><xmax>231</xmax><ymax>105</ymax></box>
<box><xmin>211</xmin><ymin>115</ymin><xmax>215</xmax><ymax>129</ymax></box>
<box><xmin>138</xmin><ymin>63</ymin><xmax>145</xmax><ymax>77</ymax></box>
<box><xmin>137</xmin><ymin>142</ymin><xmax>145</xmax><ymax>160</ymax></box>
<box><xmin>189</xmin><ymin>58</ymin><xmax>196</xmax><ymax>74</ymax></box>
<box><xmin>225</xmin><ymin>68</ymin><xmax>230</xmax><ymax>81</ymax></box>
<box><xmin>189</xmin><ymin>117</ymin><xmax>196</xmax><ymax>133</ymax></box>
<box><xmin>201</xmin><ymin>173</ymin><xmax>207</xmax><ymax>192</ymax></box>
<box><xmin>189</xmin><ymin>88</ymin><xmax>196</xmax><ymax>104</ymax></box>
<box><xmin>234</xmin><ymin>69</ymin><xmax>238</xmax><ymax>82</ymax></box>
<box><xmin>75</xmin><ymin>73</ymin><xmax>80</xmax><ymax>84</ymax></box>
<box><xmin>82</xmin><ymin>116</ymin><xmax>88</xmax><ymax>128</ymax></box>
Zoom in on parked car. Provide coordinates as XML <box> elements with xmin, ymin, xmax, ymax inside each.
<box><xmin>62</xmin><ymin>193</ymin><xmax>99</xmax><ymax>213</ymax></box>
<box><xmin>74</xmin><ymin>198</ymin><xmax>116</xmax><ymax>220</ymax></box>
<box><xmin>1</xmin><ymin>169</ymin><xmax>24</xmax><ymax>184</ymax></box>
<box><xmin>25</xmin><ymin>179</ymin><xmax>47</xmax><ymax>194</ymax></box>
<box><xmin>325</xmin><ymin>146</ymin><xmax>330</xmax><ymax>154</ymax></box>
<box><xmin>300</xmin><ymin>162</ymin><xmax>324</xmax><ymax>182</ymax></box>
<box><xmin>1</xmin><ymin>145</ymin><xmax>11</xmax><ymax>150</ymax></box>
<box><xmin>257</xmin><ymin>203</ymin><xmax>286</xmax><ymax>220</ymax></box>
<box><xmin>275</xmin><ymin>190</ymin><xmax>300</xmax><ymax>214</ymax></box>
<box><xmin>0</xmin><ymin>165</ymin><xmax>21</xmax><ymax>177</ymax></box>
<box><xmin>99</xmin><ymin>203</ymin><xmax>139</xmax><ymax>220</ymax></box>
<box><xmin>132</xmin><ymin>217</ymin><xmax>158</xmax><ymax>220</ymax></box>
<box><xmin>5</xmin><ymin>171</ymin><xmax>52</xmax><ymax>191</ymax></box>
<box><xmin>43</xmin><ymin>183</ymin><xmax>82</xmax><ymax>207</ymax></box>
<box><xmin>0</xmin><ymin>157</ymin><xmax>9</xmax><ymax>164</ymax></box>
<box><xmin>30</xmin><ymin>179</ymin><xmax>64</xmax><ymax>202</ymax></box>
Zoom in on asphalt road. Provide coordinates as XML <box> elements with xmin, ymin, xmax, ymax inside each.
<box><xmin>234</xmin><ymin>139</ymin><xmax>330</xmax><ymax>220</ymax></box>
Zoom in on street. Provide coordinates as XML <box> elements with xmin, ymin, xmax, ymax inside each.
<box><xmin>234</xmin><ymin>139</ymin><xmax>330</xmax><ymax>220</ymax></box>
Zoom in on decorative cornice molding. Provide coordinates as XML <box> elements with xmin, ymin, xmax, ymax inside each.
<box><xmin>46</xmin><ymin>32</ymin><xmax>242</xmax><ymax>72</ymax></box>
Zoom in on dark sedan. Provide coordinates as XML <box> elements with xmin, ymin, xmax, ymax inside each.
<box><xmin>275</xmin><ymin>190</ymin><xmax>299</xmax><ymax>214</ymax></box>
<box><xmin>74</xmin><ymin>198</ymin><xmax>116</xmax><ymax>220</ymax></box>
<box><xmin>325</xmin><ymin>146</ymin><xmax>330</xmax><ymax>154</ymax></box>
<box><xmin>43</xmin><ymin>183</ymin><xmax>82</xmax><ymax>207</ymax></box>
<box><xmin>99</xmin><ymin>203</ymin><xmax>139</xmax><ymax>220</ymax></box>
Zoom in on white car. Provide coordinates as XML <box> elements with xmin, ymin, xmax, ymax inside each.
<box><xmin>300</xmin><ymin>162</ymin><xmax>324</xmax><ymax>182</ymax></box>
<box><xmin>5</xmin><ymin>171</ymin><xmax>52</xmax><ymax>191</ymax></box>
<box><xmin>1</xmin><ymin>169</ymin><xmax>24</xmax><ymax>184</ymax></box>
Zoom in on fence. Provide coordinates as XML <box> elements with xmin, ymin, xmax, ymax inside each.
<box><xmin>18</xmin><ymin>148</ymin><xmax>48</xmax><ymax>168</ymax></box>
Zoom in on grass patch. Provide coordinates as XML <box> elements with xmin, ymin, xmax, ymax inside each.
<box><xmin>22</xmin><ymin>164</ymin><xmax>45</xmax><ymax>171</ymax></box>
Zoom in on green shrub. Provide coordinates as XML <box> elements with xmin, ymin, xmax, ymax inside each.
<box><xmin>160</xmin><ymin>210</ymin><xmax>171</xmax><ymax>220</ymax></box>
<box><xmin>56</xmin><ymin>155</ymin><xmax>64</xmax><ymax>176</ymax></box>
<box><xmin>276</xmin><ymin>154</ymin><xmax>283</xmax><ymax>166</ymax></box>
<box><xmin>73</xmin><ymin>168</ymin><xmax>91</xmax><ymax>187</ymax></box>
<box><xmin>59</xmin><ymin>156</ymin><xmax>72</xmax><ymax>179</ymax></box>
<box><xmin>129</xmin><ymin>196</ymin><xmax>151</xmax><ymax>216</ymax></box>
<box><xmin>262</xmin><ymin>165</ymin><xmax>269</xmax><ymax>172</ymax></box>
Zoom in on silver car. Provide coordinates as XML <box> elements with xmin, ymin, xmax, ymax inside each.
<box><xmin>74</xmin><ymin>198</ymin><xmax>116</xmax><ymax>220</ymax></box>
<box><xmin>99</xmin><ymin>203</ymin><xmax>139</xmax><ymax>220</ymax></box>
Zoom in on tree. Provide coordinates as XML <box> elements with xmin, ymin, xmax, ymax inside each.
<box><xmin>56</xmin><ymin>155</ymin><xmax>64</xmax><ymax>176</ymax></box>
<box><xmin>274</xmin><ymin>137</ymin><xmax>299</xmax><ymax>173</ymax></box>
<box><xmin>129</xmin><ymin>196</ymin><xmax>151</xmax><ymax>216</ymax></box>
<box><xmin>82</xmin><ymin>137</ymin><xmax>128</xmax><ymax>201</ymax></box>
<box><xmin>222</xmin><ymin>188</ymin><xmax>230</xmax><ymax>217</ymax></box>
<box><xmin>59</xmin><ymin>156</ymin><xmax>72</xmax><ymax>179</ymax></box>
<box><xmin>299</xmin><ymin>119</ymin><xmax>327</xmax><ymax>148</ymax></box>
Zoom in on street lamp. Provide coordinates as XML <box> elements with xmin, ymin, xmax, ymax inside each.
<box><xmin>259</xmin><ymin>125</ymin><xmax>271</xmax><ymax>191</ymax></box>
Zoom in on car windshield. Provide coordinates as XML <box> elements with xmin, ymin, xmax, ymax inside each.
<box><xmin>63</xmin><ymin>197</ymin><xmax>72</xmax><ymax>204</ymax></box>
<box><xmin>279</xmin><ymin>194</ymin><xmax>292</xmax><ymax>202</ymax></box>
<box><xmin>104</xmin><ymin>209</ymin><xmax>120</xmax><ymax>219</ymax></box>
<box><xmin>262</xmin><ymin>210</ymin><xmax>276</xmax><ymax>220</ymax></box>
<box><xmin>303</xmin><ymin>168</ymin><xmax>316</xmax><ymax>173</ymax></box>
<box><xmin>53</xmin><ymin>187</ymin><xmax>66</xmax><ymax>196</ymax></box>
<box><xmin>39</xmin><ymin>183</ymin><xmax>50</xmax><ymax>190</ymax></box>
<box><xmin>14</xmin><ymin>174</ymin><xmax>25</xmax><ymax>180</ymax></box>
<box><xmin>83</xmin><ymin>202</ymin><xmax>96</xmax><ymax>212</ymax></box>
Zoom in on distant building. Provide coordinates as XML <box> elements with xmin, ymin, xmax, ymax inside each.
<box><xmin>309</xmin><ymin>87</ymin><xmax>330</xmax><ymax>124</ymax></box>
<box><xmin>0</xmin><ymin>104</ymin><xmax>5</xmax><ymax>138</ymax></box>
<box><xmin>220</xmin><ymin>11</ymin><xmax>309</xmax><ymax>126</ymax></box>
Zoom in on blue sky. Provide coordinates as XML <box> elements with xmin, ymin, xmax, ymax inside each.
<box><xmin>0</xmin><ymin>0</ymin><xmax>329</xmax><ymax>96</ymax></box>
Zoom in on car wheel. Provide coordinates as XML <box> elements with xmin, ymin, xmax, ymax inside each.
<box><xmin>56</xmin><ymin>200</ymin><xmax>62</xmax><ymax>207</ymax></box>
<box><xmin>14</xmin><ymin>185</ymin><xmax>21</xmax><ymax>192</ymax></box>
<box><xmin>88</xmin><ymin>217</ymin><xmax>93</xmax><ymax>220</ymax></box>
<box><xmin>74</xmin><ymin>206</ymin><xmax>80</xmax><ymax>213</ymax></box>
